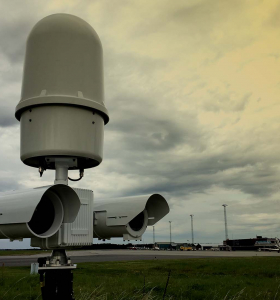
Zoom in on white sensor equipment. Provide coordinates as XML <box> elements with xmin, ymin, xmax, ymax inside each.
<box><xmin>15</xmin><ymin>14</ymin><xmax>109</xmax><ymax>175</ymax></box>
<box><xmin>0</xmin><ymin>13</ymin><xmax>170</xmax><ymax>297</ymax></box>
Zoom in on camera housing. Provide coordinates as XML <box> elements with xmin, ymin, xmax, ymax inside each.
<box><xmin>0</xmin><ymin>185</ymin><xmax>80</xmax><ymax>240</ymax></box>
<box><xmin>93</xmin><ymin>194</ymin><xmax>169</xmax><ymax>241</ymax></box>
<box><xmin>31</xmin><ymin>192</ymin><xmax>169</xmax><ymax>249</ymax></box>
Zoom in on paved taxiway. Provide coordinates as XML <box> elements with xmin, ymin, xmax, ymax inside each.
<box><xmin>0</xmin><ymin>249</ymin><xmax>279</xmax><ymax>267</ymax></box>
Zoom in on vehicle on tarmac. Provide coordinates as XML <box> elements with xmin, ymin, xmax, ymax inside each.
<box><xmin>256</xmin><ymin>238</ymin><xmax>280</xmax><ymax>252</ymax></box>
<box><xmin>180</xmin><ymin>246</ymin><xmax>193</xmax><ymax>251</ymax></box>
<box><xmin>258</xmin><ymin>246</ymin><xmax>280</xmax><ymax>252</ymax></box>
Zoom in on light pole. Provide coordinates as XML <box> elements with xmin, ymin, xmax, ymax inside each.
<box><xmin>169</xmin><ymin>221</ymin><xmax>172</xmax><ymax>249</ymax></box>
<box><xmin>222</xmin><ymin>204</ymin><xmax>229</xmax><ymax>240</ymax></box>
<box><xmin>153</xmin><ymin>226</ymin><xmax>155</xmax><ymax>245</ymax></box>
<box><xmin>190</xmin><ymin>214</ymin><xmax>194</xmax><ymax>244</ymax></box>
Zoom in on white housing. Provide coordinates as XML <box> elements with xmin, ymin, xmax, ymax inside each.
<box><xmin>0</xmin><ymin>185</ymin><xmax>80</xmax><ymax>240</ymax></box>
<box><xmin>93</xmin><ymin>194</ymin><xmax>169</xmax><ymax>241</ymax></box>
<box><xmin>31</xmin><ymin>188</ymin><xmax>93</xmax><ymax>249</ymax></box>
<box><xmin>15</xmin><ymin>14</ymin><xmax>109</xmax><ymax>170</ymax></box>
<box><xmin>31</xmin><ymin>192</ymin><xmax>169</xmax><ymax>248</ymax></box>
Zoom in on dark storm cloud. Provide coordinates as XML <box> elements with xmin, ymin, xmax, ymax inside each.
<box><xmin>102</xmin><ymin>143</ymin><xmax>279</xmax><ymax>201</ymax></box>
<box><xmin>106</xmin><ymin>105</ymin><xmax>199</xmax><ymax>153</ymax></box>
<box><xmin>102</xmin><ymin>86</ymin><xmax>280</xmax><ymax>199</ymax></box>
<box><xmin>128</xmin><ymin>161</ymin><xmax>278</xmax><ymax>200</ymax></box>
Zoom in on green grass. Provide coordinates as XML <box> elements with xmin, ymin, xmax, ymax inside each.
<box><xmin>1</xmin><ymin>257</ymin><xmax>280</xmax><ymax>299</ymax></box>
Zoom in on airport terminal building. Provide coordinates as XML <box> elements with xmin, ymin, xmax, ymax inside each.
<box><xmin>220</xmin><ymin>236</ymin><xmax>280</xmax><ymax>251</ymax></box>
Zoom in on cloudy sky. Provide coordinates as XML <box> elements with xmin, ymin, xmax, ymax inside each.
<box><xmin>0</xmin><ymin>0</ymin><xmax>280</xmax><ymax>248</ymax></box>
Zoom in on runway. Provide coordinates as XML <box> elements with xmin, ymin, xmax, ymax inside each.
<box><xmin>0</xmin><ymin>249</ymin><xmax>279</xmax><ymax>267</ymax></box>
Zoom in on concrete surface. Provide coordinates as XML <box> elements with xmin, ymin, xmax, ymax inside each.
<box><xmin>0</xmin><ymin>249</ymin><xmax>279</xmax><ymax>267</ymax></box>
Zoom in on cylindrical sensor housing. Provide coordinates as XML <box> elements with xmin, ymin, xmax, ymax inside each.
<box><xmin>0</xmin><ymin>185</ymin><xmax>80</xmax><ymax>240</ymax></box>
<box><xmin>15</xmin><ymin>14</ymin><xmax>109</xmax><ymax>170</ymax></box>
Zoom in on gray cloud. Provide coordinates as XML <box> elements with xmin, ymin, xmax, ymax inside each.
<box><xmin>0</xmin><ymin>18</ymin><xmax>30</xmax><ymax>64</ymax></box>
<box><xmin>204</xmin><ymin>91</ymin><xmax>251</xmax><ymax>112</ymax></box>
<box><xmin>0</xmin><ymin>178</ymin><xmax>21</xmax><ymax>193</ymax></box>
<box><xmin>0</xmin><ymin>106</ymin><xmax>17</xmax><ymax>126</ymax></box>
<box><xmin>0</xmin><ymin>1</ymin><xmax>40</xmax><ymax>64</ymax></box>
<box><xmin>101</xmin><ymin>86</ymin><xmax>280</xmax><ymax>201</ymax></box>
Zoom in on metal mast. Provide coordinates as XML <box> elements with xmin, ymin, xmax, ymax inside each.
<box><xmin>153</xmin><ymin>226</ymin><xmax>155</xmax><ymax>245</ymax></box>
<box><xmin>169</xmin><ymin>221</ymin><xmax>172</xmax><ymax>248</ymax></box>
<box><xmin>190</xmin><ymin>214</ymin><xmax>194</xmax><ymax>244</ymax></box>
<box><xmin>222</xmin><ymin>204</ymin><xmax>229</xmax><ymax>240</ymax></box>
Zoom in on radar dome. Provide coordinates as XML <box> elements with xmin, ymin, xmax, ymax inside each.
<box><xmin>15</xmin><ymin>14</ymin><xmax>109</xmax><ymax>170</ymax></box>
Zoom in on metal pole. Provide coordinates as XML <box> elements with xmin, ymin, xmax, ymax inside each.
<box><xmin>169</xmin><ymin>221</ymin><xmax>172</xmax><ymax>249</ymax></box>
<box><xmin>190</xmin><ymin>215</ymin><xmax>194</xmax><ymax>244</ymax></box>
<box><xmin>153</xmin><ymin>226</ymin><xmax>155</xmax><ymax>245</ymax></box>
<box><xmin>54</xmin><ymin>160</ymin><xmax>69</xmax><ymax>185</ymax></box>
<box><xmin>222</xmin><ymin>204</ymin><xmax>229</xmax><ymax>240</ymax></box>
<box><xmin>38</xmin><ymin>250</ymin><xmax>75</xmax><ymax>300</ymax></box>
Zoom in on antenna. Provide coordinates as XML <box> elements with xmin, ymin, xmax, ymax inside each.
<box><xmin>222</xmin><ymin>204</ymin><xmax>229</xmax><ymax>240</ymax></box>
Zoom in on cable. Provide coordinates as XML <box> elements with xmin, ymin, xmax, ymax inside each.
<box><xmin>68</xmin><ymin>176</ymin><xmax>82</xmax><ymax>182</ymax></box>
<box><xmin>68</xmin><ymin>169</ymin><xmax>84</xmax><ymax>182</ymax></box>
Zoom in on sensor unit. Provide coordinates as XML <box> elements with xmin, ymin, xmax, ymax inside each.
<box><xmin>0</xmin><ymin>185</ymin><xmax>80</xmax><ymax>240</ymax></box>
<box><xmin>93</xmin><ymin>194</ymin><xmax>170</xmax><ymax>241</ymax></box>
<box><xmin>15</xmin><ymin>14</ymin><xmax>109</xmax><ymax>171</ymax></box>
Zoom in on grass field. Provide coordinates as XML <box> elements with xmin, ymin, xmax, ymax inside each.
<box><xmin>1</xmin><ymin>257</ymin><xmax>280</xmax><ymax>299</ymax></box>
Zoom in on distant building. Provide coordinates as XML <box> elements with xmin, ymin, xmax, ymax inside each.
<box><xmin>155</xmin><ymin>242</ymin><xmax>177</xmax><ymax>250</ymax></box>
<box><xmin>156</xmin><ymin>242</ymin><xmax>197</xmax><ymax>250</ymax></box>
<box><xmin>220</xmin><ymin>236</ymin><xmax>280</xmax><ymax>251</ymax></box>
